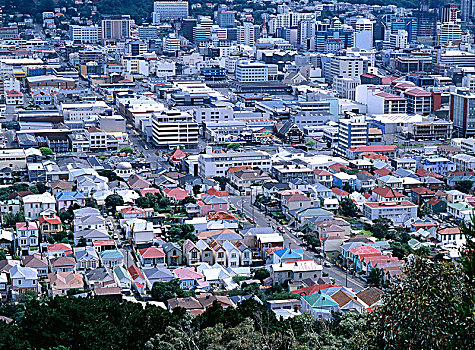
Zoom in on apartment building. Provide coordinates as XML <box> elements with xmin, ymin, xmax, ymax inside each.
<box><xmin>0</xmin><ymin>149</ymin><xmax>27</xmax><ymax>170</ymax></box>
<box><xmin>362</xmin><ymin>201</ymin><xmax>418</xmax><ymax>226</ymax></box>
<box><xmin>336</xmin><ymin>112</ymin><xmax>368</xmax><ymax>157</ymax></box>
<box><xmin>235</xmin><ymin>61</ymin><xmax>269</xmax><ymax>82</ymax></box>
<box><xmin>152</xmin><ymin>0</ymin><xmax>189</xmax><ymax>23</ymax></box>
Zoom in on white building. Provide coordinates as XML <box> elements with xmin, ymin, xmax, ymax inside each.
<box><xmin>0</xmin><ymin>149</ymin><xmax>27</xmax><ymax>170</ymax></box>
<box><xmin>237</xmin><ymin>22</ymin><xmax>257</xmax><ymax>46</ymax></box>
<box><xmin>362</xmin><ymin>201</ymin><xmax>418</xmax><ymax>226</ymax></box>
<box><xmin>152</xmin><ymin>0</ymin><xmax>189</xmax><ymax>23</ymax></box>
<box><xmin>235</xmin><ymin>61</ymin><xmax>268</xmax><ymax>82</ymax></box>
<box><xmin>198</xmin><ymin>148</ymin><xmax>272</xmax><ymax>178</ymax></box>
<box><xmin>151</xmin><ymin>109</ymin><xmax>199</xmax><ymax>147</ymax></box>
<box><xmin>163</xmin><ymin>34</ymin><xmax>180</xmax><ymax>53</ymax></box>
<box><xmin>336</xmin><ymin>112</ymin><xmax>368</xmax><ymax>157</ymax></box>
<box><xmin>438</xmin><ymin>22</ymin><xmax>462</xmax><ymax>46</ymax></box>
<box><xmin>193</xmin><ymin>103</ymin><xmax>234</xmax><ymax>124</ymax></box>
<box><xmin>390</xmin><ymin>30</ymin><xmax>408</xmax><ymax>49</ymax></box>
<box><xmin>23</xmin><ymin>193</ymin><xmax>56</xmax><ymax>220</ymax></box>
<box><xmin>69</xmin><ymin>25</ymin><xmax>100</xmax><ymax>43</ymax></box>
<box><xmin>354</xmin><ymin>18</ymin><xmax>373</xmax><ymax>51</ymax></box>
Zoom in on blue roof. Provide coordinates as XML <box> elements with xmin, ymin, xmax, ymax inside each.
<box><xmin>274</xmin><ymin>248</ymin><xmax>303</xmax><ymax>260</ymax></box>
<box><xmin>56</xmin><ymin>191</ymin><xmax>86</xmax><ymax>201</ymax></box>
<box><xmin>100</xmin><ymin>249</ymin><xmax>124</xmax><ymax>260</ymax></box>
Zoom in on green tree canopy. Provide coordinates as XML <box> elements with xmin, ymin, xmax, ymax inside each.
<box><xmin>455</xmin><ymin>180</ymin><xmax>473</xmax><ymax>194</ymax></box>
<box><xmin>105</xmin><ymin>194</ymin><xmax>124</xmax><ymax>209</ymax></box>
<box><xmin>339</xmin><ymin>197</ymin><xmax>359</xmax><ymax>217</ymax></box>
<box><xmin>40</xmin><ymin>147</ymin><xmax>53</xmax><ymax>156</ymax></box>
<box><xmin>226</xmin><ymin>143</ymin><xmax>241</xmax><ymax>151</ymax></box>
<box><xmin>120</xmin><ymin>147</ymin><xmax>134</xmax><ymax>154</ymax></box>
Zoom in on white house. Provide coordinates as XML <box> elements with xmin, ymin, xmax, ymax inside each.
<box><xmin>15</xmin><ymin>221</ymin><xmax>39</xmax><ymax>257</ymax></box>
<box><xmin>23</xmin><ymin>193</ymin><xmax>56</xmax><ymax>220</ymax></box>
<box><xmin>362</xmin><ymin>201</ymin><xmax>418</xmax><ymax>226</ymax></box>
<box><xmin>222</xmin><ymin>241</ymin><xmax>240</xmax><ymax>268</ymax></box>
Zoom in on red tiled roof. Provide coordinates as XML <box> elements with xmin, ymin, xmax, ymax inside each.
<box><xmin>329</xmin><ymin>163</ymin><xmax>350</xmax><ymax>172</ymax></box>
<box><xmin>331</xmin><ymin>188</ymin><xmax>349</xmax><ymax>196</ymax></box>
<box><xmin>128</xmin><ymin>265</ymin><xmax>144</xmax><ymax>280</ymax></box>
<box><xmin>16</xmin><ymin>221</ymin><xmax>38</xmax><ymax>231</ymax></box>
<box><xmin>373</xmin><ymin>186</ymin><xmax>404</xmax><ymax>198</ymax></box>
<box><xmin>314</xmin><ymin>169</ymin><xmax>332</xmax><ymax>176</ymax></box>
<box><xmin>348</xmin><ymin>145</ymin><xmax>397</xmax><ymax>153</ymax></box>
<box><xmin>163</xmin><ymin>187</ymin><xmax>189</xmax><ymax>200</ymax></box>
<box><xmin>412</xmin><ymin>186</ymin><xmax>435</xmax><ymax>195</ymax></box>
<box><xmin>404</xmin><ymin>88</ymin><xmax>431</xmax><ymax>97</ymax></box>
<box><xmin>6</xmin><ymin>89</ymin><xmax>22</xmax><ymax>97</ymax></box>
<box><xmin>47</xmin><ymin>243</ymin><xmax>71</xmax><ymax>251</ymax></box>
<box><xmin>364</xmin><ymin>201</ymin><xmax>416</xmax><ymax>209</ymax></box>
<box><xmin>120</xmin><ymin>206</ymin><xmax>145</xmax><ymax>215</ymax></box>
<box><xmin>374</xmin><ymin>168</ymin><xmax>391</xmax><ymax>176</ymax></box>
<box><xmin>207</xmin><ymin>188</ymin><xmax>229</xmax><ymax>197</ymax></box>
<box><xmin>139</xmin><ymin>246</ymin><xmax>165</xmax><ymax>258</ymax></box>
<box><xmin>39</xmin><ymin>215</ymin><xmax>61</xmax><ymax>225</ymax></box>
<box><xmin>167</xmin><ymin>148</ymin><xmax>188</xmax><ymax>159</ymax></box>
<box><xmin>375</xmin><ymin>92</ymin><xmax>406</xmax><ymax>101</ymax></box>
<box><xmin>291</xmin><ymin>283</ymin><xmax>337</xmax><ymax>296</ymax></box>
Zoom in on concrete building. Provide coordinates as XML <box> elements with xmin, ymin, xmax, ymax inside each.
<box><xmin>151</xmin><ymin>109</ymin><xmax>199</xmax><ymax>147</ymax></box>
<box><xmin>152</xmin><ymin>0</ymin><xmax>189</xmax><ymax>23</ymax></box>
<box><xmin>450</xmin><ymin>89</ymin><xmax>475</xmax><ymax>137</ymax></box>
<box><xmin>69</xmin><ymin>25</ymin><xmax>100</xmax><ymax>43</ymax></box>
<box><xmin>235</xmin><ymin>61</ymin><xmax>269</xmax><ymax>82</ymax></box>
<box><xmin>336</xmin><ymin>112</ymin><xmax>368</xmax><ymax>157</ymax></box>
<box><xmin>198</xmin><ymin>148</ymin><xmax>271</xmax><ymax>178</ymax></box>
<box><xmin>101</xmin><ymin>15</ymin><xmax>131</xmax><ymax>41</ymax></box>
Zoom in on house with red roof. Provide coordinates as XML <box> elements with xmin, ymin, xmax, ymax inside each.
<box><xmin>5</xmin><ymin>89</ymin><xmax>23</xmax><ymax>105</ymax></box>
<box><xmin>138</xmin><ymin>246</ymin><xmax>166</xmax><ymax>267</ymax></box>
<box><xmin>371</xmin><ymin>186</ymin><xmax>406</xmax><ymax>202</ymax></box>
<box><xmin>167</xmin><ymin>148</ymin><xmax>188</xmax><ymax>165</ymax></box>
<box><xmin>313</xmin><ymin>169</ymin><xmax>332</xmax><ymax>188</ymax></box>
<box><xmin>173</xmin><ymin>267</ymin><xmax>210</xmax><ymax>290</ymax></box>
<box><xmin>403</xmin><ymin>88</ymin><xmax>432</xmax><ymax>115</ymax></box>
<box><xmin>38</xmin><ymin>213</ymin><xmax>63</xmax><ymax>238</ymax></box>
<box><xmin>373</xmin><ymin>168</ymin><xmax>391</xmax><ymax>178</ymax></box>
<box><xmin>128</xmin><ymin>265</ymin><xmax>146</xmax><ymax>295</ymax></box>
<box><xmin>206</xmin><ymin>187</ymin><xmax>229</xmax><ymax>197</ymax></box>
<box><xmin>139</xmin><ymin>188</ymin><xmax>162</xmax><ymax>196</ymax></box>
<box><xmin>197</xmin><ymin>194</ymin><xmax>228</xmax><ymax>216</ymax></box>
<box><xmin>291</xmin><ymin>283</ymin><xmax>337</xmax><ymax>296</ymax></box>
<box><xmin>347</xmin><ymin>145</ymin><xmax>397</xmax><ymax>160</ymax></box>
<box><xmin>331</xmin><ymin>187</ymin><xmax>350</xmax><ymax>199</ymax></box>
<box><xmin>120</xmin><ymin>206</ymin><xmax>146</xmax><ymax>219</ymax></box>
<box><xmin>46</xmin><ymin>243</ymin><xmax>73</xmax><ymax>259</ymax></box>
<box><xmin>347</xmin><ymin>245</ymin><xmax>385</xmax><ymax>273</ymax></box>
<box><xmin>411</xmin><ymin>186</ymin><xmax>435</xmax><ymax>205</ymax></box>
<box><xmin>163</xmin><ymin>187</ymin><xmax>190</xmax><ymax>201</ymax></box>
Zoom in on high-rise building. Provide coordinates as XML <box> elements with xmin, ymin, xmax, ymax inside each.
<box><xmin>354</xmin><ymin>18</ymin><xmax>373</xmax><ymax>50</ymax></box>
<box><xmin>336</xmin><ymin>111</ymin><xmax>368</xmax><ymax>157</ymax></box>
<box><xmin>129</xmin><ymin>40</ymin><xmax>148</xmax><ymax>56</ymax></box>
<box><xmin>152</xmin><ymin>109</ymin><xmax>198</xmax><ymax>147</ymax></box>
<box><xmin>461</xmin><ymin>0</ymin><xmax>475</xmax><ymax>22</ymax></box>
<box><xmin>390</xmin><ymin>30</ymin><xmax>408</xmax><ymax>49</ymax></box>
<box><xmin>152</xmin><ymin>0</ymin><xmax>189</xmax><ymax>24</ymax></box>
<box><xmin>413</xmin><ymin>0</ymin><xmax>437</xmax><ymax>46</ymax></box>
<box><xmin>101</xmin><ymin>15</ymin><xmax>131</xmax><ymax>41</ymax></box>
<box><xmin>181</xmin><ymin>18</ymin><xmax>197</xmax><ymax>42</ymax></box>
<box><xmin>390</xmin><ymin>17</ymin><xmax>417</xmax><ymax>43</ymax></box>
<box><xmin>237</xmin><ymin>22</ymin><xmax>256</xmax><ymax>46</ymax></box>
<box><xmin>163</xmin><ymin>34</ymin><xmax>181</xmax><ymax>53</ymax></box>
<box><xmin>299</xmin><ymin>19</ymin><xmax>316</xmax><ymax>51</ymax></box>
<box><xmin>235</xmin><ymin>61</ymin><xmax>269</xmax><ymax>82</ymax></box>
<box><xmin>450</xmin><ymin>89</ymin><xmax>475</xmax><ymax>137</ymax></box>
<box><xmin>217</xmin><ymin>10</ymin><xmax>236</xmax><ymax>28</ymax></box>
<box><xmin>439</xmin><ymin>22</ymin><xmax>462</xmax><ymax>46</ymax></box>
<box><xmin>440</xmin><ymin>4</ymin><xmax>459</xmax><ymax>23</ymax></box>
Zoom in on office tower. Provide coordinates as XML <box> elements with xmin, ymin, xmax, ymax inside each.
<box><xmin>217</xmin><ymin>10</ymin><xmax>236</xmax><ymax>28</ymax></box>
<box><xmin>450</xmin><ymin>89</ymin><xmax>475</xmax><ymax>137</ymax></box>
<box><xmin>101</xmin><ymin>15</ymin><xmax>131</xmax><ymax>41</ymax></box>
<box><xmin>440</xmin><ymin>4</ymin><xmax>459</xmax><ymax>23</ymax></box>
<box><xmin>299</xmin><ymin>19</ymin><xmax>316</xmax><ymax>51</ymax></box>
<box><xmin>439</xmin><ymin>22</ymin><xmax>462</xmax><ymax>45</ymax></box>
<box><xmin>69</xmin><ymin>25</ymin><xmax>100</xmax><ymax>43</ymax></box>
<box><xmin>390</xmin><ymin>17</ymin><xmax>417</xmax><ymax>43</ymax></box>
<box><xmin>182</xmin><ymin>18</ymin><xmax>197</xmax><ymax>42</ymax></box>
<box><xmin>461</xmin><ymin>0</ymin><xmax>475</xmax><ymax>22</ymax></box>
<box><xmin>237</xmin><ymin>22</ymin><xmax>256</xmax><ymax>46</ymax></box>
<box><xmin>152</xmin><ymin>0</ymin><xmax>189</xmax><ymax>24</ymax></box>
<box><xmin>163</xmin><ymin>34</ymin><xmax>181</xmax><ymax>53</ymax></box>
<box><xmin>414</xmin><ymin>0</ymin><xmax>437</xmax><ymax>46</ymax></box>
<box><xmin>354</xmin><ymin>18</ymin><xmax>373</xmax><ymax>50</ymax></box>
<box><xmin>390</xmin><ymin>30</ymin><xmax>409</xmax><ymax>49</ymax></box>
<box><xmin>336</xmin><ymin>112</ymin><xmax>368</xmax><ymax>157</ymax></box>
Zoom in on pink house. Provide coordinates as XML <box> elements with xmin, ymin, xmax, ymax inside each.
<box><xmin>120</xmin><ymin>206</ymin><xmax>146</xmax><ymax>219</ymax></box>
<box><xmin>173</xmin><ymin>267</ymin><xmax>210</xmax><ymax>290</ymax></box>
<box><xmin>197</xmin><ymin>194</ymin><xmax>228</xmax><ymax>216</ymax></box>
<box><xmin>163</xmin><ymin>187</ymin><xmax>190</xmax><ymax>201</ymax></box>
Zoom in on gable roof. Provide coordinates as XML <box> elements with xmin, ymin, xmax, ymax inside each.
<box><xmin>139</xmin><ymin>246</ymin><xmax>165</xmax><ymax>258</ymax></box>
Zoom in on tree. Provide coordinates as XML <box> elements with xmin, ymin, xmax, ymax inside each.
<box><xmin>120</xmin><ymin>147</ymin><xmax>134</xmax><ymax>154</ymax></box>
<box><xmin>460</xmin><ymin>215</ymin><xmax>475</xmax><ymax>289</ymax></box>
<box><xmin>253</xmin><ymin>268</ymin><xmax>270</xmax><ymax>282</ymax></box>
<box><xmin>226</xmin><ymin>142</ymin><xmax>241</xmax><ymax>151</ymax></box>
<box><xmin>369</xmin><ymin>255</ymin><xmax>475</xmax><ymax>350</ymax></box>
<box><xmin>339</xmin><ymin>197</ymin><xmax>359</xmax><ymax>217</ymax></box>
<box><xmin>369</xmin><ymin>218</ymin><xmax>391</xmax><ymax>239</ymax></box>
<box><xmin>305</xmin><ymin>140</ymin><xmax>315</xmax><ymax>147</ymax></box>
<box><xmin>40</xmin><ymin>147</ymin><xmax>53</xmax><ymax>156</ymax></box>
<box><xmin>192</xmin><ymin>184</ymin><xmax>201</xmax><ymax>195</ymax></box>
<box><xmin>366</xmin><ymin>268</ymin><xmax>382</xmax><ymax>287</ymax></box>
<box><xmin>99</xmin><ymin>170</ymin><xmax>120</xmax><ymax>182</ymax></box>
<box><xmin>151</xmin><ymin>279</ymin><xmax>191</xmax><ymax>303</ymax></box>
<box><xmin>342</xmin><ymin>183</ymin><xmax>353</xmax><ymax>193</ymax></box>
<box><xmin>0</xmin><ymin>249</ymin><xmax>6</xmax><ymax>260</ymax></box>
<box><xmin>3</xmin><ymin>212</ymin><xmax>25</xmax><ymax>227</ymax></box>
<box><xmin>455</xmin><ymin>180</ymin><xmax>473</xmax><ymax>194</ymax></box>
<box><xmin>105</xmin><ymin>194</ymin><xmax>124</xmax><ymax>209</ymax></box>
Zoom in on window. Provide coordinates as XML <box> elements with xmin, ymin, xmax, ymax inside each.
<box><xmin>191</xmin><ymin>251</ymin><xmax>197</xmax><ymax>259</ymax></box>
<box><xmin>218</xmin><ymin>252</ymin><xmax>224</xmax><ymax>258</ymax></box>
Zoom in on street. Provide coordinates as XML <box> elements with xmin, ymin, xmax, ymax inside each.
<box><xmin>228</xmin><ymin>195</ymin><xmax>367</xmax><ymax>292</ymax></box>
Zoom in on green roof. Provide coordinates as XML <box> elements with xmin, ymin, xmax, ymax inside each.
<box><xmin>114</xmin><ymin>265</ymin><xmax>129</xmax><ymax>280</ymax></box>
<box><xmin>303</xmin><ymin>293</ymin><xmax>339</xmax><ymax>308</ymax></box>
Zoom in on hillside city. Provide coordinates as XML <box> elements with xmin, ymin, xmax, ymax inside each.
<box><xmin>0</xmin><ymin>0</ymin><xmax>474</xmax><ymax>349</ymax></box>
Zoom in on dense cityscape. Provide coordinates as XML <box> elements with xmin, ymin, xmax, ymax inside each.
<box><xmin>0</xmin><ymin>0</ymin><xmax>473</xmax><ymax>349</ymax></box>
